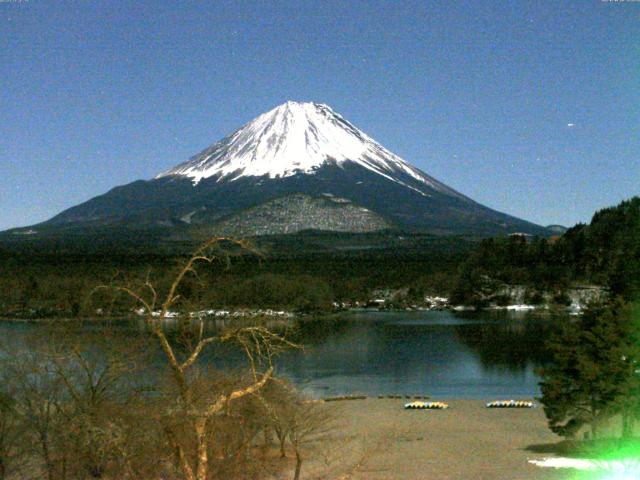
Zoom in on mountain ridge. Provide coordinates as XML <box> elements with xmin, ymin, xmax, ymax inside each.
<box><xmin>9</xmin><ymin>101</ymin><xmax>550</xmax><ymax>239</ymax></box>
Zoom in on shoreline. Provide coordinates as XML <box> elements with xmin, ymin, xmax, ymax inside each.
<box><xmin>0</xmin><ymin>302</ymin><xmax>580</xmax><ymax>323</ymax></box>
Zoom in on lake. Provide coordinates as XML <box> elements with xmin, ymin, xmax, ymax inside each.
<box><xmin>279</xmin><ymin>310</ymin><xmax>554</xmax><ymax>399</ymax></box>
<box><xmin>0</xmin><ymin>309</ymin><xmax>556</xmax><ymax>400</ymax></box>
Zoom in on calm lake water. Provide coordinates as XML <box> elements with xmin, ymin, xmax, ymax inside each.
<box><xmin>280</xmin><ymin>310</ymin><xmax>554</xmax><ymax>399</ymax></box>
<box><xmin>0</xmin><ymin>310</ymin><xmax>556</xmax><ymax>400</ymax></box>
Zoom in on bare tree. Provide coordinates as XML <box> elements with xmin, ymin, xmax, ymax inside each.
<box><xmin>0</xmin><ymin>388</ymin><xmax>22</xmax><ymax>480</ymax></box>
<box><xmin>258</xmin><ymin>379</ymin><xmax>298</xmax><ymax>459</ymax></box>
<box><xmin>257</xmin><ymin>379</ymin><xmax>337</xmax><ymax>480</ymax></box>
<box><xmin>47</xmin><ymin>328</ymin><xmax>149</xmax><ymax>479</ymax></box>
<box><xmin>102</xmin><ymin>237</ymin><xmax>298</xmax><ymax>480</ymax></box>
<box><xmin>2</xmin><ymin>345</ymin><xmax>68</xmax><ymax>480</ymax></box>
<box><xmin>0</xmin><ymin>325</ymin><xmax>156</xmax><ymax>480</ymax></box>
<box><xmin>287</xmin><ymin>400</ymin><xmax>336</xmax><ymax>480</ymax></box>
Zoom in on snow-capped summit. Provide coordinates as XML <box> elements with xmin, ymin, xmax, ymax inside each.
<box><xmin>157</xmin><ymin>101</ymin><xmax>458</xmax><ymax>198</ymax></box>
<box><xmin>36</xmin><ymin>101</ymin><xmax>550</xmax><ymax>238</ymax></box>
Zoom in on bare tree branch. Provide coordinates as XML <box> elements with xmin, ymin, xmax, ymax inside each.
<box><xmin>205</xmin><ymin>367</ymin><xmax>275</xmax><ymax>418</ymax></box>
<box><xmin>180</xmin><ymin>337</ymin><xmax>217</xmax><ymax>371</ymax></box>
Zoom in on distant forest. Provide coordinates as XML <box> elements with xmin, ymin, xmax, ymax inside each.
<box><xmin>0</xmin><ymin>235</ymin><xmax>469</xmax><ymax>317</ymax></box>
<box><xmin>0</xmin><ymin>197</ymin><xmax>638</xmax><ymax>317</ymax></box>
<box><xmin>451</xmin><ymin>196</ymin><xmax>640</xmax><ymax>305</ymax></box>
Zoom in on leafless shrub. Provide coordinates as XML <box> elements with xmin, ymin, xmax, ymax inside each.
<box><xmin>256</xmin><ymin>379</ymin><xmax>338</xmax><ymax>480</ymax></box>
<box><xmin>0</xmin><ymin>325</ymin><xmax>156</xmax><ymax>480</ymax></box>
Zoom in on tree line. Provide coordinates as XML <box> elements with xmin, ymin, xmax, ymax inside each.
<box><xmin>451</xmin><ymin>196</ymin><xmax>640</xmax><ymax>305</ymax></box>
<box><xmin>0</xmin><ymin>242</ymin><xmax>464</xmax><ymax>317</ymax></box>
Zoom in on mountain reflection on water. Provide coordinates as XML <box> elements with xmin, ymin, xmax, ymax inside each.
<box><xmin>280</xmin><ymin>310</ymin><xmax>554</xmax><ymax>399</ymax></box>
<box><xmin>0</xmin><ymin>310</ymin><xmax>556</xmax><ymax>399</ymax></box>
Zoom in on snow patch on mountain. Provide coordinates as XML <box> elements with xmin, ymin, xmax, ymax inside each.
<box><xmin>157</xmin><ymin>101</ymin><xmax>459</xmax><ymax>198</ymax></box>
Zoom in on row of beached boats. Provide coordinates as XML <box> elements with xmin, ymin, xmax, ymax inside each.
<box><xmin>404</xmin><ymin>401</ymin><xmax>449</xmax><ymax>409</ymax></box>
<box><xmin>485</xmin><ymin>400</ymin><xmax>535</xmax><ymax>408</ymax></box>
<box><xmin>404</xmin><ymin>399</ymin><xmax>535</xmax><ymax>410</ymax></box>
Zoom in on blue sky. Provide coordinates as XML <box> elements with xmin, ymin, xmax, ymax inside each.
<box><xmin>1</xmin><ymin>0</ymin><xmax>638</xmax><ymax>230</ymax></box>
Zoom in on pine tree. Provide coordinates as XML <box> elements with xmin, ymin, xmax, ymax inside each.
<box><xmin>617</xmin><ymin>302</ymin><xmax>640</xmax><ymax>438</ymax></box>
<box><xmin>539</xmin><ymin>299</ymin><xmax>637</xmax><ymax>439</ymax></box>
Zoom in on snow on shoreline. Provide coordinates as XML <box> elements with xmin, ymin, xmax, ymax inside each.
<box><xmin>134</xmin><ymin>307</ymin><xmax>295</xmax><ymax>319</ymax></box>
<box><xmin>132</xmin><ymin>302</ymin><xmax>583</xmax><ymax>319</ymax></box>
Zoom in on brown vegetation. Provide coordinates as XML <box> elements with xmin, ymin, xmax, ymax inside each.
<box><xmin>0</xmin><ymin>238</ymin><xmax>340</xmax><ymax>479</ymax></box>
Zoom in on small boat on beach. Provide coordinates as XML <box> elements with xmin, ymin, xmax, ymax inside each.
<box><xmin>486</xmin><ymin>400</ymin><xmax>534</xmax><ymax>408</ymax></box>
<box><xmin>404</xmin><ymin>401</ymin><xmax>449</xmax><ymax>410</ymax></box>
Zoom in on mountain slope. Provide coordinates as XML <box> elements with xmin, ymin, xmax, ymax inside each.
<box><xmin>22</xmin><ymin>101</ymin><xmax>548</xmax><ymax>238</ymax></box>
<box><xmin>208</xmin><ymin>193</ymin><xmax>390</xmax><ymax>236</ymax></box>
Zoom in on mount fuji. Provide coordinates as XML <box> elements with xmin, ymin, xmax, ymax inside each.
<box><xmin>20</xmin><ymin>101</ymin><xmax>548</xmax><ymax>238</ymax></box>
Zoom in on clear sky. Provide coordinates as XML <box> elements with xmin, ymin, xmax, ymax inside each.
<box><xmin>1</xmin><ymin>0</ymin><xmax>638</xmax><ymax>231</ymax></box>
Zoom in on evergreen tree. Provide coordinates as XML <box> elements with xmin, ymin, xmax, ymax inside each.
<box><xmin>617</xmin><ymin>302</ymin><xmax>640</xmax><ymax>438</ymax></box>
<box><xmin>539</xmin><ymin>299</ymin><xmax>637</xmax><ymax>438</ymax></box>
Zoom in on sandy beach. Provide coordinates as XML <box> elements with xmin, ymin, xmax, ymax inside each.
<box><xmin>293</xmin><ymin>399</ymin><xmax>567</xmax><ymax>480</ymax></box>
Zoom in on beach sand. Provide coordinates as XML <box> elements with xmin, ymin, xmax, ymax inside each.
<box><xmin>293</xmin><ymin>399</ymin><xmax>567</xmax><ymax>480</ymax></box>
